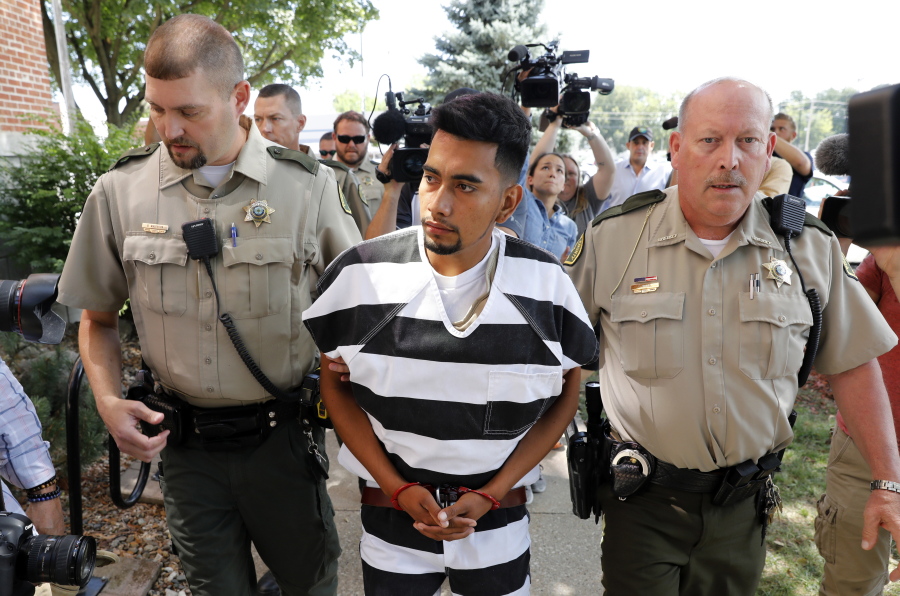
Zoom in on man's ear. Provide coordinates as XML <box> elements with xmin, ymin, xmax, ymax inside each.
<box><xmin>233</xmin><ymin>80</ymin><xmax>251</xmax><ymax>115</ymax></box>
<box><xmin>669</xmin><ymin>131</ymin><xmax>682</xmax><ymax>170</ymax></box>
<box><xmin>297</xmin><ymin>114</ymin><xmax>307</xmax><ymax>133</ymax></box>
<box><xmin>497</xmin><ymin>183</ymin><xmax>523</xmax><ymax>224</ymax></box>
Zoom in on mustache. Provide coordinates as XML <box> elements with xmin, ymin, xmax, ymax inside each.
<box><xmin>421</xmin><ymin>217</ymin><xmax>460</xmax><ymax>234</ymax></box>
<box><xmin>704</xmin><ymin>172</ymin><xmax>747</xmax><ymax>187</ymax></box>
<box><xmin>166</xmin><ymin>136</ymin><xmax>200</xmax><ymax>149</ymax></box>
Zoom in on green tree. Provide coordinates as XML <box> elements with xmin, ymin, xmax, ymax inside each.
<box><xmin>41</xmin><ymin>0</ymin><xmax>378</xmax><ymax>127</ymax></box>
<box><xmin>418</xmin><ymin>0</ymin><xmax>547</xmax><ymax>98</ymax></box>
<box><xmin>0</xmin><ymin>117</ymin><xmax>140</xmax><ymax>272</ymax></box>
<box><xmin>332</xmin><ymin>89</ymin><xmax>385</xmax><ymax>114</ymax></box>
<box><xmin>589</xmin><ymin>86</ymin><xmax>681</xmax><ymax>154</ymax></box>
<box><xmin>776</xmin><ymin>87</ymin><xmax>859</xmax><ymax>152</ymax></box>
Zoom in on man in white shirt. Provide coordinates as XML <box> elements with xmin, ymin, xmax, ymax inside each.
<box><xmin>601</xmin><ymin>126</ymin><xmax>672</xmax><ymax>212</ymax></box>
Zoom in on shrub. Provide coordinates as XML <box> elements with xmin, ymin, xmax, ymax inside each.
<box><xmin>0</xmin><ymin>117</ymin><xmax>141</xmax><ymax>272</ymax></box>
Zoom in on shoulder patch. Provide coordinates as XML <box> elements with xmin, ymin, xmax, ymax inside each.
<box><xmin>842</xmin><ymin>254</ymin><xmax>859</xmax><ymax>281</ymax></box>
<box><xmin>321</xmin><ymin>158</ymin><xmax>350</xmax><ymax>173</ymax></box>
<box><xmin>337</xmin><ymin>184</ymin><xmax>352</xmax><ymax>216</ymax></box>
<box><xmin>267</xmin><ymin>146</ymin><xmax>319</xmax><ymax>175</ymax></box>
<box><xmin>591</xmin><ymin>190</ymin><xmax>666</xmax><ymax>228</ymax></box>
<box><xmin>563</xmin><ymin>233</ymin><xmax>584</xmax><ymax>266</ymax></box>
<box><xmin>110</xmin><ymin>143</ymin><xmax>159</xmax><ymax>171</ymax></box>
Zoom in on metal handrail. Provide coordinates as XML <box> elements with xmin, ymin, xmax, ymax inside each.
<box><xmin>65</xmin><ymin>356</ymin><xmax>151</xmax><ymax>535</ymax></box>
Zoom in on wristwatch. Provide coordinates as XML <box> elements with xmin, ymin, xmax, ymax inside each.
<box><xmin>375</xmin><ymin>168</ymin><xmax>392</xmax><ymax>184</ymax></box>
<box><xmin>870</xmin><ymin>480</ymin><xmax>900</xmax><ymax>494</ymax></box>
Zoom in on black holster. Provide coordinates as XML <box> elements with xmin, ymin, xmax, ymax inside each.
<box><xmin>126</xmin><ymin>370</ymin><xmax>186</xmax><ymax>446</ymax></box>
<box><xmin>566</xmin><ymin>382</ymin><xmax>610</xmax><ymax>523</ymax></box>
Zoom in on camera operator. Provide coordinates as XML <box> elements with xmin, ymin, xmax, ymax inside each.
<box><xmin>0</xmin><ymin>357</ymin><xmax>77</xmax><ymax>596</ymax></box>
<box><xmin>531</xmin><ymin>106</ymin><xmax>615</xmax><ymax>236</ymax></box>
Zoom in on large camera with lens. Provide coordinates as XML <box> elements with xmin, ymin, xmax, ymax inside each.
<box><xmin>0</xmin><ymin>274</ymin><xmax>65</xmax><ymax>345</ymax></box>
<box><xmin>0</xmin><ymin>511</ymin><xmax>96</xmax><ymax>595</ymax></box>
<box><xmin>507</xmin><ymin>41</ymin><xmax>614</xmax><ymax>127</ymax></box>
<box><xmin>371</xmin><ymin>91</ymin><xmax>433</xmax><ymax>183</ymax></box>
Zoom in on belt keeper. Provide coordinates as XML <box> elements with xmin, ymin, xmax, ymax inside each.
<box><xmin>458</xmin><ymin>487</ymin><xmax>501</xmax><ymax>510</ymax></box>
<box><xmin>391</xmin><ymin>482</ymin><xmax>423</xmax><ymax>510</ymax></box>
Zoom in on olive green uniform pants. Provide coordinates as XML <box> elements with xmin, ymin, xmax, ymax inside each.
<box><xmin>598</xmin><ymin>481</ymin><xmax>766</xmax><ymax>595</ymax></box>
<box><xmin>159</xmin><ymin>420</ymin><xmax>340</xmax><ymax>596</ymax></box>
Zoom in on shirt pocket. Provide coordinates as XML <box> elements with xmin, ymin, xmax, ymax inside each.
<box><xmin>738</xmin><ymin>293</ymin><xmax>813</xmax><ymax>380</ymax></box>
<box><xmin>484</xmin><ymin>370</ymin><xmax>559</xmax><ymax>437</ymax></box>
<box><xmin>220</xmin><ymin>236</ymin><xmax>293</xmax><ymax>319</ymax></box>
<box><xmin>123</xmin><ymin>235</ymin><xmax>189</xmax><ymax>317</ymax></box>
<box><xmin>610</xmin><ymin>292</ymin><xmax>685</xmax><ymax>379</ymax></box>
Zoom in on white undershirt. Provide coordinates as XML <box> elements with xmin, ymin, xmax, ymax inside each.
<box><xmin>431</xmin><ymin>235</ymin><xmax>497</xmax><ymax>324</ymax></box>
<box><xmin>698</xmin><ymin>231</ymin><xmax>735</xmax><ymax>259</ymax></box>
<box><xmin>199</xmin><ymin>162</ymin><xmax>235</xmax><ymax>189</ymax></box>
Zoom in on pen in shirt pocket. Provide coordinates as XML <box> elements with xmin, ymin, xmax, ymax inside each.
<box><xmin>231</xmin><ymin>222</ymin><xmax>238</xmax><ymax>247</ymax></box>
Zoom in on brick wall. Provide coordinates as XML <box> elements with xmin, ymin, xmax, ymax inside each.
<box><xmin>0</xmin><ymin>0</ymin><xmax>55</xmax><ymax>132</ymax></box>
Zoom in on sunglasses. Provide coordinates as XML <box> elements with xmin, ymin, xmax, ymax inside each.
<box><xmin>336</xmin><ymin>135</ymin><xmax>367</xmax><ymax>145</ymax></box>
<box><xmin>319</xmin><ymin>149</ymin><xmax>336</xmax><ymax>157</ymax></box>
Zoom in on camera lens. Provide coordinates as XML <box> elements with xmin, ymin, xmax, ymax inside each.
<box><xmin>20</xmin><ymin>534</ymin><xmax>97</xmax><ymax>587</ymax></box>
<box><xmin>0</xmin><ymin>279</ymin><xmax>24</xmax><ymax>335</ymax></box>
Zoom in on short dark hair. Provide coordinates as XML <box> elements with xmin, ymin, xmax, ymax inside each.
<box><xmin>319</xmin><ymin>131</ymin><xmax>334</xmax><ymax>144</ymax></box>
<box><xmin>144</xmin><ymin>14</ymin><xmax>243</xmax><ymax>99</ymax></box>
<box><xmin>258</xmin><ymin>84</ymin><xmax>302</xmax><ymax>116</ymax></box>
<box><xmin>428</xmin><ymin>92</ymin><xmax>530</xmax><ymax>184</ymax></box>
<box><xmin>773</xmin><ymin>112</ymin><xmax>796</xmax><ymax>131</ymax></box>
<box><xmin>333</xmin><ymin>111</ymin><xmax>369</xmax><ymax>133</ymax></box>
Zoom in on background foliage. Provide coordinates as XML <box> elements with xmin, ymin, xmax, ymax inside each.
<box><xmin>42</xmin><ymin>0</ymin><xmax>379</xmax><ymax>127</ymax></box>
<box><xmin>0</xmin><ymin>117</ymin><xmax>140</xmax><ymax>272</ymax></box>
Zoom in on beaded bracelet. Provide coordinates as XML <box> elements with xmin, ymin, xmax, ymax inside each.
<box><xmin>457</xmin><ymin>487</ymin><xmax>501</xmax><ymax>510</ymax></box>
<box><xmin>390</xmin><ymin>482</ymin><xmax>422</xmax><ymax>510</ymax></box>
<box><xmin>26</xmin><ymin>476</ymin><xmax>57</xmax><ymax>495</ymax></box>
<box><xmin>27</xmin><ymin>487</ymin><xmax>61</xmax><ymax>503</ymax></box>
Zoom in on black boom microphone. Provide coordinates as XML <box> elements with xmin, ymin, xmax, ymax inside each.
<box><xmin>372</xmin><ymin>108</ymin><xmax>407</xmax><ymax>145</ymax></box>
<box><xmin>815</xmin><ymin>133</ymin><xmax>849</xmax><ymax>177</ymax></box>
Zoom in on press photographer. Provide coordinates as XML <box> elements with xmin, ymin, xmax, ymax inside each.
<box><xmin>0</xmin><ymin>275</ymin><xmax>96</xmax><ymax>596</ymax></box>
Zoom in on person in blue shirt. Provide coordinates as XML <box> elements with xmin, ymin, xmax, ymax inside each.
<box><xmin>520</xmin><ymin>152</ymin><xmax>578</xmax><ymax>260</ymax></box>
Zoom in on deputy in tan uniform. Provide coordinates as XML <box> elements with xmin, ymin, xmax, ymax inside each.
<box><xmin>58</xmin><ymin>14</ymin><xmax>360</xmax><ymax>596</ymax></box>
<box><xmin>333</xmin><ymin>110</ymin><xmax>384</xmax><ymax>215</ymax></box>
<box><xmin>565</xmin><ymin>77</ymin><xmax>900</xmax><ymax>595</ymax></box>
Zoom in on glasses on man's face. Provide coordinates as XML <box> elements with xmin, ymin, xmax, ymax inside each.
<box><xmin>320</xmin><ymin>149</ymin><xmax>337</xmax><ymax>157</ymax></box>
<box><xmin>336</xmin><ymin>135</ymin><xmax>367</xmax><ymax>145</ymax></box>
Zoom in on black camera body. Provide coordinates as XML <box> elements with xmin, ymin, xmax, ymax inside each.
<box><xmin>0</xmin><ymin>511</ymin><xmax>96</xmax><ymax>595</ymax></box>
<box><xmin>509</xmin><ymin>42</ymin><xmax>614</xmax><ymax>127</ymax></box>
<box><xmin>371</xmin><ymin>92</ymin><xmax>433</xmax><ymax>183</ymax></box>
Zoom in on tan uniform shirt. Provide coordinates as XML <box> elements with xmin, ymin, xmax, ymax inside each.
<box><xmin>354</xmin><ymin>159</ymin><xmax>385</xmax><ymax>217</ymax></box>
<box><xmin>322</xmin><ymin>159</ymin><xmax>371</xmax><ymax>236</ymax></box>
<box><xmin>58</xmin><ymin>125</ymin><xmax>362</xmax><ymax>407</ymax></box>
<box><xmin>759</xmin><ymin>156</ymin><xmax>792</xmax><ymax>198</ymax></box>
<box><xmin>566</xmin><ymin>187</ymin><xmax>897</xmax><ymax>471</ymax></box>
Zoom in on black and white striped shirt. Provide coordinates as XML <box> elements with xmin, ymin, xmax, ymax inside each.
<box><xmin>303</xmin><ymin>227</ymin><xmax>598</xmax><ymax>488</ymax></box>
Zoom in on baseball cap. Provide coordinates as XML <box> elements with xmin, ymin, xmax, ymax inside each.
<box><xmin>628</xmin><ymin>126</ymin><xmax>653</xmax><ymax>142</ymax></box>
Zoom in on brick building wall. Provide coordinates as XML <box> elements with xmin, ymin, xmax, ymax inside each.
<box><xmin>0</xmin><ymin>0</ymin><xmax>55</xmax><ymax>134</ymax></box>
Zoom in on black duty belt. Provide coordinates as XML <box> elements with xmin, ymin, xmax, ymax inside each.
<box><xmin>158</xmin><ymin>387</ymin><xmax>301</xmax><ymax>451</ymax></box>
<box><xmin>650</xmin><ymin>459</ymin><xmax>724</xmax><ymax>493</ymax></box>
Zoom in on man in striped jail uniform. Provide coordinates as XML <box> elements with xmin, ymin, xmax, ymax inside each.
<box><xmin>303</xmin><ymin>92</ymin><xmax>599</xmax><ymax>596</ymax></box>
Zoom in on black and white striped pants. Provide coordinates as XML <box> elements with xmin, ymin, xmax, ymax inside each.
<box><xmin>360</xmin><ymin>504</ymin><xmax>531</xmax><ymax>596</ymax></box>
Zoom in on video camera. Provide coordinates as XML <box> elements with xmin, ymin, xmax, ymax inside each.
<box><xmin>0</xmin><ymin>274</ymin><xmax>65</xmax><ymax>345</ymax></box>
<box><xmin>371</xmin><ymin>91</ymin><xmax>433</xmax><ymax>183</ymax></box>
<box><xmin>816</xmin><ymin>83</ymin><xmax>900</xmax><ymax>244</ymax></box>
<box><xmin>0</xmin><ymin>510</ymin><xmax>96</xmax><ymax>596</ymax></box>
<box><xmin>507</xmin><ymin>41</ymin><xmax>614</xmax><ymax>127</ymax></box>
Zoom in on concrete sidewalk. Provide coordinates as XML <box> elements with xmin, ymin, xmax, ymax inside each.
<box><xmin>324</xmin><ymin>429</ymin><xmax>605</xmax><ymax>595</ymax></box>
